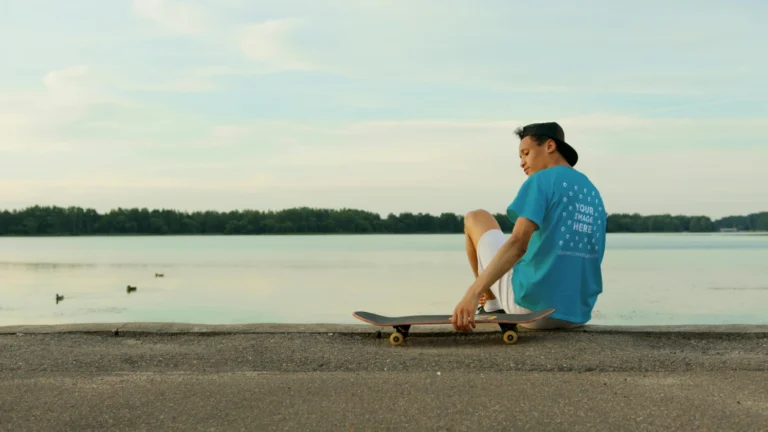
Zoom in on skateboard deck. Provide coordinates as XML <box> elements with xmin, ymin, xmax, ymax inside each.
<box><xmin>353</xmin><ymin>308</ymin><xmax>555</xmax><ymax>345</ymax></box>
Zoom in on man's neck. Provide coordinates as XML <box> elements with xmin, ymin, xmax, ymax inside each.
<box><xmin>545</xmin><ymin>160</ymin><xmax>571</xmax><ymax>169</ymax></box>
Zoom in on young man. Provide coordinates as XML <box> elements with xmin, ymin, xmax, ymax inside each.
<box><xmin>451</xmin><ymin>122</ymin><xmax>607</xmax><ymax>332</ymax></box>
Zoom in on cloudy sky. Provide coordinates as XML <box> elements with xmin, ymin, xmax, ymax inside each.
<box><xmin>1</xmin><ymin>0</ymin><xmax>765</xmax><ymax>219</ymax></box>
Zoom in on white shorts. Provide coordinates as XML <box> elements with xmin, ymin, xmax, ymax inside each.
<box><xmin>476</xmin><ymin>229</ymin><xmax>582</xmax><ymax>330</ymax></box>
<box><xmin>476</xmin><ymin>229</ymin><xmax>531</xmax><ymax>315</ymax></box>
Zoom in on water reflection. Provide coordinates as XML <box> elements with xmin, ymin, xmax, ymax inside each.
<box><xmin>0</xmin><ymin>234</ymin><xmax>767</xmax><ymax>326</ymax></box>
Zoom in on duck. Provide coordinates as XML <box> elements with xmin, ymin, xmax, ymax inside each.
<box><xmin>126</xmin><ymin>285</ymin><xmax>137</xmax><ymax>293</ymax></box>
<box><xmin>55</xmin><ymin>294</ymin><xmax>64</xmax><ymax>304</ymax></box>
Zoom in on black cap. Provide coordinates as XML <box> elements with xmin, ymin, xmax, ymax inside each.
<box><xmin>516</xmin><ymin>122</ymin><xmax>578</xmax><ymax>167</ymax></box>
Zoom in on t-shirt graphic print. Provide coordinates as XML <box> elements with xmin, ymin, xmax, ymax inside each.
<box><xmin>558</xmin><ymin>182</ymin><xmax>603</xmax><ymax>259</ymax></box>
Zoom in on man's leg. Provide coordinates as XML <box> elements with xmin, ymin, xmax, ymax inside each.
<box><xmin>465</xmin><ymin>212</ymin><xmax>585</xmax><ymax>329</ymax></box>
<box><xmin>464</xmin><ymin>209</ymin><xmax>509</xmax><ymax>311</ymax></box>
<box><xmin>465</xmin><ymin>231</ymin><xmax>489</xmax><ymax>308</ymax></box>
<box><xmin>465</xmin><ymin>231</ymin><xmax>480</xmax><ymax>279</ymax></box>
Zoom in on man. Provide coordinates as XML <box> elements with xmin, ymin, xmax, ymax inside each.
<box><xmin>451</xmin><ymin>122</ymin><xmax>607</xmax><ymax>332</ymax></box>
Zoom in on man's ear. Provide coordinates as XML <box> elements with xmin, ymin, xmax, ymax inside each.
<box><xmin>546</xmin><ymin>139</ymin><xmax>557</xmax><ymax>154</ymax></box>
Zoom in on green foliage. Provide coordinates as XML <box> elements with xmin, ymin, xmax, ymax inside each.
<box><xmin>605</xmin><ymin>213</ymin><xmax>718</xmax><ymax>233</ymax></box>
<box><xmin>0</xmin><ymin>205</ymin><xmax>764</xmax><ymax>236</ymax></box>
<box><xmin>714</xmin><ymin>213</ymin><xmax>768</xmax><ymax>231</ymax></box>
<box><xmin>0</xmin><ymin>206</ymin><xmax>472</xmax><ymax>236</ymax></box>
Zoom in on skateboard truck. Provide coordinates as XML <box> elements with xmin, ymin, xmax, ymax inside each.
<box><xmin>390</xmin><ymin>325</ymin><xmax>411</xmax><ymax>345</ymax></box>
<box><xmin>498</xmin><ymin>323</ymin><xmax>519</xmax><ymax>344</ymax></box>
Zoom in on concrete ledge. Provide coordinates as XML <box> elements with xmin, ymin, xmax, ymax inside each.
<box><xmin>3</xmin><ymin>320</ymin><xmax>766</xmax><ymax>430</ymax></box>
<box><xmin>1</xmin><ymin>322</ymin><xmax>767</xmax><ymax>335</ymax></box>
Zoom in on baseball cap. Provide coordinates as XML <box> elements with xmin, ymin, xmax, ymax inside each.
<box><xmin>517</xmin><ymin>122</ymin><xmax>578</xmax><ymax>167</ymax></box>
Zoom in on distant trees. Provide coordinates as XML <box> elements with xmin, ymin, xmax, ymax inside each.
<box><xmin>605</xmin><ymin>213</ymin><xmax>716</xmax><ymax>233</ymax></box>
<box><xmin>713</xmin><ymin>213</ymin><xmax>768</xmax><ymax>231</ymax></box>
<box><xmin>0</xmin><ymin>205</ymin><xmax>764</xmax><ymax>236</ymax></box>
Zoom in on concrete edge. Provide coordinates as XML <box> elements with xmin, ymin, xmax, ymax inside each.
<box><xmin>1</xmin><ymin>322</ymin><xmax>767</xmax><ymax>335</ymax></box>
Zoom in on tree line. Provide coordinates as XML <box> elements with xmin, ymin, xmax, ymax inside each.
<box><xmin>0</xmin><ymin>205</ymin><xmax>766</xmax><ymax>236</ymax></box>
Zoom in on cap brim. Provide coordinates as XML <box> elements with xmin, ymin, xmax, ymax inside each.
<box><xmin>556</xmin><ymin>140</ymin><xmax>578</xmax><ymax>167</ymax></box>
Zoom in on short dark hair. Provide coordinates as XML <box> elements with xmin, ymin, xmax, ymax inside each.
<box><xmin>514</xmin><ymin>121</ymin><xmax>579</xmax><ymax>166</ymax></box>
<box><xmin>514</xmin><ymin>126</ymin><xmax>551</xmax><ymax>146</ymax></box>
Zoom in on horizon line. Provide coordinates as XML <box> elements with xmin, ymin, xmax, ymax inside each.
<box><xmin>1</xmin><ymin>204</ymin><xmax>766</xmax><ymax>222</ymax></box>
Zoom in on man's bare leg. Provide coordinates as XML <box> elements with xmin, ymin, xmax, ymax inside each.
<box><xmin>465</xmin><ymin>231</ymin><xmax>480</xmax><ymax>279</ymax></box>
<box><xmin>464</xmin><ymin>209</ymin><xmax>503</xmax><ymax>303</ymax></box>
<box><xmin>465</xmin><ymin>231</ymin><xmax>489</xmax><ymax>307</ymax></box>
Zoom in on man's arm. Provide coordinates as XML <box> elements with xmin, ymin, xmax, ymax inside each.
<box><xmin>451</xmin><ymin>217</ymin><xmax>539</xmax><ymax>331</ymax></box>
<box><xmin>470</xmin><ymin>217</ymin><xmax>536</xmax><ymax>296</ymax></box>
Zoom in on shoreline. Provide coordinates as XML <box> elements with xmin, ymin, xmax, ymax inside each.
<box><xmin>1</xmin><ymin>231</ymin><xmax>767</xmax><ymax>238</ymax></box>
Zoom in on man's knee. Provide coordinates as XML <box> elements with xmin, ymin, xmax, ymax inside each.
<box><xmin>464</xmin><ymin>209</ymin><xmax>493</xmax><ymax>229</ymax></box>
<box><xmin>464</xmin><ymin>209</ymin><xmax>501</xmax><ymax>241</ymax></box>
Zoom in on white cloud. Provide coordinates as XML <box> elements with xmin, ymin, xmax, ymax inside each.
<box><xmin>2</xmin><ymin>114</ymin><xmax>766</xmax><ymax>217</ymax></box>
<box><xmin>244</xmin><ymin>116</ymin><xmax>767</xmax><ymax>217</ymax></box>
<box><xmin>194</xmin><ymin>116</ymin><xmax>765</xmax><ymax>198</ymax></box>
<box><xmin>38</xmin><ymin>64</ymin><xmax>109</xmax><ymax>107</ymax></box>
<box><xmin>131</xmin><ymin>1</ymin><xmax>317</xmax><ymax>77</ymax></box>
<box><xmin>558</xmin><ymin>114</ymin><xmax>768</xmax><ymax>130</ymax></box>
<box><xmin>0</xmin><ymin>172</ymin><xmax>278</xmax><ymax>211</ymax></box>
<box><xmin>42</xmin><ymin>65</ymin><xmax>90</xmax><ymax>89</ymax></box>
<box><xmin>132</xmin><ymin>0</ymin><xmax>206</xmax><ymax>35</ymax></box>
<box><xmin>134</xmin><ymin>1</ymin><xmax>761</xmax><ymax>95</ymax></box>
<box><xmin>124</xmin><ymin>67</ymin><xmax>231</xmax><ymax>93</ymax></box>
<box><xmin>188</xmin><ymin>121</ymin><xmax>322</xmax><ymax>149</ymax></box>
<box><xmin>0</xmin><ymin>66</ymin><xmax>107</xmax><ymax>152</ymax></box>
<box><xmin>556</xmin><ymin>114</ymin><xmax>768</xmax><ymax>160</ymax></box>
<box><xmin>1</xmin><ymin>1</ymin><xmax>766</xmax><ymax>218</ymax></box>
<box><xmin>0</xmin><ymin>65</ymin><xmax>208</xmax><ymax>153</ymax></box>
<box><xmin>206</xmin><ymin>125</ymin><xmax>253</xmax><ymax>147</ymax></box>
<box><xmin>239</xmin><ymin>18</ymin><xmax>316</xmax><ymax>73</ymax></box>
<box><xmin>211</xmin><ymin>1</ymin><xmax>766</xmax><ymax>95</ymax></box>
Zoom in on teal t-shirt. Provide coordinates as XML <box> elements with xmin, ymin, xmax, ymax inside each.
<box><xmin>506</xmin><ymin>165</ymin><xmax>607</xmax><ymax>324</ymax></box>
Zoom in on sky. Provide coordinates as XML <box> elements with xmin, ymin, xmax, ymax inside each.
<box><xmin>0</xmin><ymin>0</ymin><xmax>766</xmax><ymax>219</ymax></box>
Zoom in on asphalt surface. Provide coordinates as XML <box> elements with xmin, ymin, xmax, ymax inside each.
<box><xmin>1</xmin><ymin>327</ymin><xmax>767</xmax><ymax>431</ymax></box>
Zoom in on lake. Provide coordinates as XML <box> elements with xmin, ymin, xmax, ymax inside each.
<box><xmin>1</xmin><ymin>233</ymin><xmax>767</xmax><ymax>327</ymax></box>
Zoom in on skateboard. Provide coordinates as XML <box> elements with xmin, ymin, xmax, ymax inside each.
<box><xmin>353</xmin><ymin>308</ymin><xmax>555</xmax><ymax>345</ymax></box>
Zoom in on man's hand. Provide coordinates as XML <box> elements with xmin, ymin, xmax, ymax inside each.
<box><xmin>450</xmin><ymin>217</ymin><xmax>538</xmax><ymax>332</ymax></box>
<box><xmin>451</xmin><ymin>290</ymin><xmax>480</xmax><ymax>332</ymax></box>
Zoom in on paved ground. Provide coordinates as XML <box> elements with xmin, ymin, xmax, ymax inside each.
<box><xmin>1</xmin><ymin>325</ymin><xmax>767</xmax><ymax>431</ymax></box>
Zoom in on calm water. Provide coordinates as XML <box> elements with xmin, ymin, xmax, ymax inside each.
<box><xmin>1</xmin><ymin>233</ymin><xmax>767</xmax><ymax>327</ymax></box>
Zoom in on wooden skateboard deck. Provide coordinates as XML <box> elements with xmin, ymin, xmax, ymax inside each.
<box><xmin>353</xmin><ymin>308</ymin><xmax>555</xmax><ymax>345</ymax></box>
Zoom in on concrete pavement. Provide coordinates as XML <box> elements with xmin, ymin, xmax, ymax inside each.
<box><xmin>0</xmin><ymin>324</ymin><xmax>766</xmax><ymax>431</ymax></box>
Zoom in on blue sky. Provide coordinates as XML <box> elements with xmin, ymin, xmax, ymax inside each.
<box><xmin>0</xmin><ymin>0</ymin><xmax>766</xmax><ymax>218</ymax></box>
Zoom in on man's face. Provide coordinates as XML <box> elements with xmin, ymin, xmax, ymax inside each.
<box><xmin>518</xmin><ymin>136</ymin><xmax>556</xmax><ymax>176</ymax></box>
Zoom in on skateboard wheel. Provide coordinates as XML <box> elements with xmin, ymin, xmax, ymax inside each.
<box><xmin>390</xmin><ymin>332</ymin><xmax>404</xmax><ymax>345</ymax></box>
<box><xmin>503</xmin><ymin>330</ymin><xmax>518</xmax><ymax>344</ymax></box>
